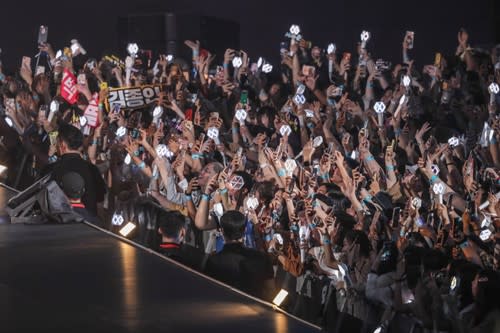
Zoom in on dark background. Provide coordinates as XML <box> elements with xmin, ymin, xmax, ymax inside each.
<box><xmin>0</xmin><ymin>0</ymin><xmax>498</xmax><ymax>73</ymax></box>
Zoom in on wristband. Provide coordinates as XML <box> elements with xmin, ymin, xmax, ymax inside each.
<box><xmin>91</xmin><ymin>139</ymin><xmax>99</xmax><ymax>146</ymax></box>
<box><xmin>223</xmin><ymin>63</ymin><xmax>229</xmax><ymax>69</ymax></box>
<box><xmin>430</xmin><ymin>174</ymin><xmax>438</xmax><ymax>185</ymax></box>
<box><xmin>394</xmin><ymin>128</ymin><xmax>401</xmax><ymax>136</ymax></box>
<box><xmin>133</xmin><ymin>150</ymin><xmax>140</xmax><ymax>157</ymax></box>
<box><xmin>491</xmin><ymin>137</ymin><xmax>497</xmax><ymax>144</ymax></box>
<box><xmin>219</xmin><ymin>188</ymin><xmax>228</xmax><ymax>195</ymax></box>
<box><xmin>0</xmin><ymin>73</ymin><xmax>5</xmax><ymax>81</ymax></box>
<box><xmin>322</xmin><ymin>236</ymin><xmax>331</xmax><ymax>245</ymax></box>
<box><xmin>277</xmin><ymin>168</ymin><xmax>286</xmax><ymax>177</ymax></box>
<box><xmin>264</xmin><ymin>234</ymin><xmax>273</xmax><ymax>242</ymax></box>
<box><xmin>232</xmin><ymin>127</ymin><xmax>239</xmax><ymax>134</ymax></box>
<box><xmin>362</xmin><ymin>195</ymin><xmax>372</xmax><ymax>203</ymax></box>
<box><xmin>364</xmin><ymin>155</ymin><xmax>375</xmax><ymax>162</ymax></box>
<box><xmin>320</xmin><ymin>174</ymin><xmax>329</xmax><ymax>180</ymax></box>
<box><xmin>309</xmin><ymin>223</ymin><xmax>317</xmax><ymax>229</ymax></box>
<box><xmin>386</xmin><ymin>165</ymin><xmax>394</xmax><ymax>171</ymax></box>
<box><xmin>48</xmin><ymin>155</ymin><xmax>58</xmax><ymax>163</ymax></box>
<box><xmin>191</xmin><ymin>153</ymin><xmax>203</xmax><ymax>160</ymax></box>
<box><xmin>138</xmin><ymin>161</ymin><xmax>146</xmax><ymax>170</ymax></box>
<box><xmin>185</xmin><ymin>195</ymin><xmax>192</xmax><ymax>201</ymax></box>
<box><xmin>193</xmin><ymin>50</ymin><xmax>199</xmax><ymax>57</ymax></box>
<box><xmin>367</xmin><ymin>81</ymin><xmax>374</xmax><ymax>88</ymax></box>
<box><xmin>202</xmin><ymin>193</ymin><xmax>211</xmax><ymax>201</ymax></box>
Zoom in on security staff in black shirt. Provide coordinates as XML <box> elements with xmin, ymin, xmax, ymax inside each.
<box><xmin>157</xmin><ymin>209</ymin><xmax>204</xmax><ymax>271</ymax></box>
<box><xmin>42</xmin><ymin>123</ymin><xmax>106</xmax><ymax>215</ymax></box>
<box><xmin>204</xmin><ymin>210</ymin><xmax>276</xmax><ymax>301</ymax></box>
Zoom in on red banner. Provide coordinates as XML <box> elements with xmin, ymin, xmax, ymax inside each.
<box><xmin>61</xmin><ymin>69</ymin><xmax>79</xmax><ymax>104</ymax></box>
<box><xmin>84</xmin><ymin>93</ymin><xmax>99</xmax><ymax>127</ymax></box>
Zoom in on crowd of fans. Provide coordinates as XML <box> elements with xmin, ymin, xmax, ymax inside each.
<box><xmin>1</xmin><ymin>24</ymin><xmax>500</xmax><ymax>332</ymax></box>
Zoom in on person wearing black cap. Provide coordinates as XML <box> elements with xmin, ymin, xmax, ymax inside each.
<box><xmin>204</xmin><ymin>210</ymin><xmax>275</xmax><ymax>301</ymax></box>
<box><xmin>42</xmin><ymin>123</ymin><xmax>106</xmax><ymax>215</ymax></box>
<box><xmin>59</xmin><ymin>171</ymin><xmax>102</xmax><ymax>226</ymax></box>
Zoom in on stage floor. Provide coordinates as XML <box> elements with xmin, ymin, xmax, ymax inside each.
<box><xmin>0</xmin><ymin>221</ymin><xmax>317</xmax><ymax>333</ymax></box>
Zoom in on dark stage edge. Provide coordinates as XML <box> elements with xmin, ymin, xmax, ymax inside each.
<box><xmin>0</xmin><ymin>221</ymin><xmax>319</xmax><ymax>332</ymax></box>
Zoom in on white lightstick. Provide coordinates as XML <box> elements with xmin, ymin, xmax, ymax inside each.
<box><xmin>127</xmin><ymin>43</ymin><xmax>139</xmax><ymax>56</ymax></box>
<box><xmin>235</xmin><ymin>109</ymin><xmax>247</xmax><ymax>125</ymax></box>
<box><xmin>262</xmin><ymin>63</ymin><xmax>273</xmax><ymax>73</ymax></box>
<box><xmin>374</xmin><ymin>101</ymin><xmax>386</xmax><ymax>127</ymax></box>
<box><xmin>488</xmin><ymin>83</ymin><xmax>499</xmax><ymax>105</ymax></box>
<box><xmin>448</xmin><ymin>137</ymin><xmax>459</xmax><ymax>148</ymax></box>
<box><xmin>207</xmin><ymin>127</ymin><xmax>220</xmax><ymax>145</ymax></box>
<box><xmin>232</xmin><ymin>56</ymin><xmax>243</xmax><ymax>68</ymax></box>
<box><xmin>280</xmin><ymin>125</ymin><xmax>292</xmax><ymax>137</ymax></box>
<box><xmin>360</xmin><ymin>31</ymin><xmax>371</xmax><ymax>49</ymax></box>
<box><xmin>433</xmin><ymin>182</ymin><xmax>445</xmax><ymax>204</ymax></box>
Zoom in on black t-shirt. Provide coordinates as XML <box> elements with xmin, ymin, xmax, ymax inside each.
<box><xmin>158</xmin><ymin>242</ymin><xmax>205</xmax><ymax>271</ymax></box>
<box><xmin>204</xmin><ymin>243</ymin><xmax>274</xmax><ymax>299</ymax></box>
<box><xmin>42</xmin><ymin>153</ymin><xmax>106</xmax><ymax>215</ymax></box>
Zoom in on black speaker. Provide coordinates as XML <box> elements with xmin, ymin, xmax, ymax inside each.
<box><xmin>117</xmin><ymin>12</ymin><xmax>240</xmax><ymax>64</ymax></box>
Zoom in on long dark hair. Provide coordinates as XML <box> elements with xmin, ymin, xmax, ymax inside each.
<box><xmin>473</xmin><ymin>269</ymin><xmax>500</xmax><ymax>326</ymax></box>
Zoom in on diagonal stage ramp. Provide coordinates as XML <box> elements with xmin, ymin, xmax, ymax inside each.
<box><xmin>0</xmin><ymin>185</ymin><xmax>319</xmax><ymax>333</ymax></box>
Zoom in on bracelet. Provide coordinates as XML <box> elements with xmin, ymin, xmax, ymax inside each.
<box><xmin>386</xmin><ymin>165</ymin><xmax>394</xmax><ymax>171</ymax></box>
<box><xmin>91</xmin><ymin>138</ymin><xmax>99</xmax><ymax>146</ymax></box>
<box><xmin>185</xmin><ymin>195</ymin><xmax>192</xmax><ymax>201</ymax></box>
<box><xmin>277</xmin><ymin>168</ymin><xmax>286</xmax><ymax>177</ymax></box>
<box><xmin>191</xmin><ymin>153</ymin><xmax>203</xmax><ymax>160</ymax></box>
<box><xmin>232</xmin><ymin>127</ymin><xmax>239</xmax><ymax>134</ymax></box>
<box><xmin>223</xmin><ymin>63</ymin><xmax>229</xmax><ymax>69</ymax></box>
<box><xmin>219</xmin><ymin>188</ymin><xmax>228</xmax><ymax>195</ymax></box>
<box><xmin>137</xmin><ymin>161</ymin><xmax>146</xmax><ymax>170</ymax></box>
<box><xmin>430</xmin><ymin>174</ymin><xmax>438</xmax><ymax>184</ymax></box>
<box><xmin>364</xmin><ymin>155</ymin><xmax>375</xmax><ymax>162</ymax></box>
<box><xmin>202</xmin><ymin>193</ymin><xmax>211</xmax><ymax>201</ymax></box>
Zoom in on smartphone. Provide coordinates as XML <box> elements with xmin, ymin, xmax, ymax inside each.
<box><xmin>77</xmin><ymin>73</ymin><xmax>87</xmax><ymax>86</ymax></box>
<box><xmin>240</xmin><ymin>90</ymin><xmax>248</xmax><ymax>105</ymax></box>
<box><xmin>112</xmin><ymin>103</ymin><xmax>121</xmax><ymax>114</ymax></box>
<box><xmin>39</xmin><ymin>105</ymin><xmax>48</xmax><ymax>118</ymax></box>
<box><xmin>130</xmin><ymin>128</ymin><xmax>140</xmax><ymax>139</ymax></box>
<box><xmin>391</xmin><ymin>207</ymin><xmax>401</xmax><ymax>228</ymax></box>
<box><xmin>405</xmin><ymin>31</ymin><xmax>414</xmax><ymax>49</ymax></box>
<box><xmin>380</xmin><ymin>241</ymin><xmax>394</xmax><ymax>262</ymax></box>
<box><xmin>35</xmin><ymin>66</ymin><xmax>45</xmax><ymax>76</ymax></box>
<box><xmin>22</xmin><ymin>56</ymin><xmax>31</xmax><ymax>70</ymax></box>
<box><xmin>38</xmin><ymin>25</ymin><xmax>48</xmax><ymax>45</ymax></box>
<box><xmin>302</xmin><ymin>65</ymin><xmax>316</xmax><ymax>77</ymax></box>
<box><xmin>434</xmin><ymin>53</ymin><xmax>442</xmax><ymax>68</ymax></box>
<box><xmin>5</xmin><ymin>98</ymin><xmax>15</xmax><ymax>110</ymax></box>
<box><xmin>288</xmin><ymin>176</ymin><xmax>295</xmax><ymax>193</ymax></box>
